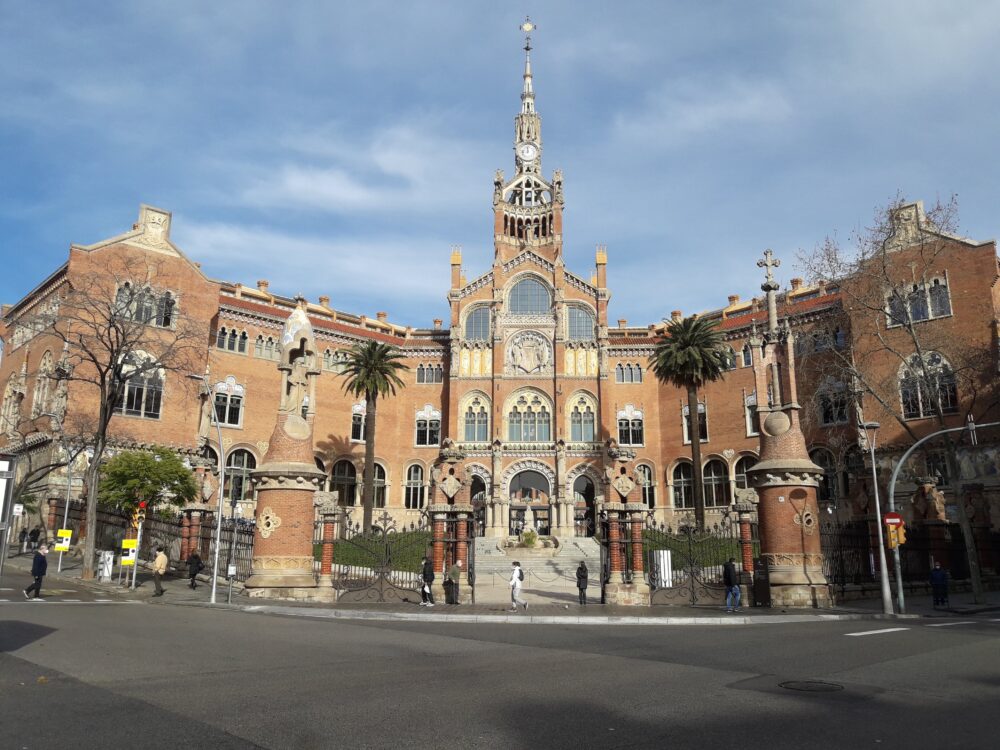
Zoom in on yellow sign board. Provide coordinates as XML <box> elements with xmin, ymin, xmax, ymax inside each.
<box><xmin>54</xmin><ymin>529</ymin><xmax>72</xmax><ymax>552</ymax></box>
<box><xmin>121</xmin><ymin>538</ymin><xmax>138</xmax><ymax>566</ymax></box>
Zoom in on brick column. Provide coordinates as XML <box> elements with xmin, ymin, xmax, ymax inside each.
<box><xmin>627</xmin><ymin>504</ymin><xmax>645</xmax><ymax>575</ymax></box>
<box><xmin>456</xmin><ymin>511</ymin><xmax>469</xmax><ymax>569</ymax></box>
<box><xmin>606</xmin><ymin>505</ymin><xmax>623</xmax><ymax>584</ymax></box>
<box><xmin>190</xmin><ymin>511</ymin><xmax>203</xmax><ymax>559</ymax></box>
<box><xmin>180</xmin><ymin>511</ymin><xmax>191</xmax><ymax>561</ymax></box>
<box><xmin>47</xmin><ymin>498</ymin><xmax>59</xmax><ymax>535</ymax></box>
<box><xmin>314</xmin><ymin>494</ymin><xmax>340</xmax><ymax>588</ymax></box>
<box><xmin>430</xmin><ymin>504</ymin><xmax>449</xmax><ymax>603</ymax></box>
<box><xmin>736</xmin><ymin>503</ymin><xmax>755</xmax><ymax>574</ymax></box>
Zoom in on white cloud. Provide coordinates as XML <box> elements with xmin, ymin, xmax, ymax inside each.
<box><xmin>613</xmin><ymin>77</ymin><xmax>793</xmax><ymax>148</ymax></box>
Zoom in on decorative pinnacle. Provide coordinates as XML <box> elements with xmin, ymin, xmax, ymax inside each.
<box><xmin>757</xmin><ymin>248</ymin><xmax>780</xmax><ymax>289</ymax></box>
<box><xmin>520</xmin><ymin>16</ymin><xmax>536</xmax><ymax>52</ymax></box>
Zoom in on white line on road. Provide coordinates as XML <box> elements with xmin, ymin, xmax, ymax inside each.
<box><xmin>926</xmin><ymin>621</ymin><xmax>975</xmax><ymax>627</ymax></box>
<box><xmin>62</xmin><ymin>599</ymin><xmax>80</xmax><ymax>602</ymax></box>
<box><xmin>845</xmin><ymin>627</ymin><xmax>911</xmax><ymax>637</ymax></box>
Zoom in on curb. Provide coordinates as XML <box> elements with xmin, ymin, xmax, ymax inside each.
<box><xmin>161</xmin><ymin>599</ymin><xmax>923</xmax><ymax>626</ymax></box>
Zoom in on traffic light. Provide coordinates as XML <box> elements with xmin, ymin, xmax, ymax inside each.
<box><xmin>135</xmin><ymin>500</ymin><xmax>148</xmax><ymax>527</ymax></box>
<box><xmin>886</xmin><ymin>525</ymin><xmax>899</xmax><ymax>549</ymax></box>
<box><xmin>897</xmin><ymin>521</ymin><xmax>907</xmax><ymax>546</ymax></box>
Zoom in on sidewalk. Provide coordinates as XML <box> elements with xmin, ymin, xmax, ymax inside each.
<box><xmin>8</xmin><ymin>551</ymin><xmax>995</xmax><ymax>625</ymax></box>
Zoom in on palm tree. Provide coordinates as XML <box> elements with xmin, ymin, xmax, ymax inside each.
<box><xmin>341</xmin><ymin>341</ymin><xmax>408</xmax><ymax>531</ymax></box>
<box><xmin>650</xmin><ymin>315</ymin><xmax>728</xmax><ymax>530</ymax></box>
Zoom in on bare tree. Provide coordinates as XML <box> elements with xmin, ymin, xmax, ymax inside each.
<box><xmin>36</xmin><ymin>254</ymin><xmax>208</xmax><ymax>579</ymax></box>
<box><xmin>798</xmin><ymin>196</ymin><xmax>998</xmax><ymax>601</ymax></box>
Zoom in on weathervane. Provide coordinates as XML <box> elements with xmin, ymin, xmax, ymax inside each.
<box><xmin>520</xmin><ymin>16</ymin><xmax>536</xmax><ymax>51</ymax></box>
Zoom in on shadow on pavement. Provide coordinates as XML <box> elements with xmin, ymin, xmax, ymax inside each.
<box><xmin>0</xmin><ymin>621</ymin><xmax>57</xmax><ymax>652</ymax></box>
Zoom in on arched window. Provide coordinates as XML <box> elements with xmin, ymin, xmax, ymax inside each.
<box><xmin>1</xmin><ymin>375</ymin><xmax>23</xmax><ymax>432</ymax></box>
<box><xmin>631</xmin><ymin>364</ymin><xmax>643</xmax><ymax>383</ymax></box>
<box><xmin>463</xmin><ymin>395</ymin><xmax>489</xmax><ymax>442</ymax></box>
<box><xmin>929</xmin><ymin>278</ymin><xmax>951</xmax><ymax>318</ymax></box>
<box><xmin>672</xmin><ymin>462</ymin><xmax>694</xmax><ymax>509</ymax></box>
<box><xmin>744</xmin><ymin>392</ymin><xmax>759</xmax><ymax>437</ymax></box>
<box><xmin>818</xmin><ymin>381</ymin><xmax>849</xmax><ymax>426</ymax></box>
<box><xmin>567</xmin><ymin>307</ymin><xmax>596</xmax><ymax>340</ymax></box>
<box><xmin>722</xmin><ymin>347</ymin><xmax>738</xmax><ymax>371</ymax></box>
<box><xmin>899</xmin><ymin>352</ymin><xmax>958</xmax><ymax>419</ymax></box>
<box><xmin>371</xmin><ymin>464</ymin><xmax>387</xmax><ymax>508</ymax></box>
<box><xmin>908</xmin><ymin>284</ymin><xmax>929</xmax><ymax>322</ymax></box>
<box><xmin>331</xmin><ymin>460</ymin><xmax>357</xmax><ymax>506</ymax></box>
<box><xmin>114</xmin><ymin>370</ymin><xmax>163</xmax><ymax>419</ymax></box>
<box><xmin>683</xmin><ymin>403</ymin><xmax>708</xmax><ymax>443</ymax></box>
<box><xmin>416</xmin><ymin>364</ymin><xmax>426</xmax><ymax>383</ymax></box>
<box><xmin>216</xmin><ymin>327</ymin><xmax>228</xmax><ymax>349</ymax></box>
<box><xmin>569</xmin><ymin>394</ymin><xmax>596</xmax><ymax>442</ymax></box>
<box><xmin>155</xmin><ymin>292</ymin><xmax>175</xmax><ymax>327</ymax></box>
<box><xmin>615</xmin><ymin>363</ymin><xmax>625</xmax><ymax>383</ymax></box>
<box><xmin>509</xmin><ymin>278</ymin><xmax>551</xmax><ymax>314</ymax></box>
<box><xmin>735</xmin><ymin>455</ymin><xmax>756</xmax><ymax>490</ymax></box>
<box><xmin>351</xmin><ymin>403</ymin><xmax>366</xmax><ymax>442</ymax></box>
<box><xmin>415</xmin><ymin>405</ymin><xmax>441</xmax><ymax>446</ymax></box>
<box><xmin>637</xmin><ymin>464</ymin><xmax>655</xmax><ymax>509</ymax></box>
<box><xmin>405</xmin><ymin>465</ymin><xmax>425</xmax><ymax>509</ymax></box>
<box><xmin>465</xmin><ymin>307</ymin><xmax>491</xmax><ymax>340</ymax></box>
<box><xmin>703</xmin><ymin>459</ymin><xmax>730</xmax><ymax>507</ymax></box>
<box><xmin>809</xmin><ymin>448</ymin><xmax>837</xmax><ymax>506</ymax></box>
<box><xmin>507</xmin><ymin>392</ymin><xmax>551</xmax><ymax>442</ymax></box>
<box><xmin>32</xmin><ymin>351</ymin><xmax>53</xmax><ymax>417</ymax></box>
<box><xmin>617</xmin><ymin>406</ymin><xmax>643</xmax><ymax>446</ymax></box>
<box><xmin>225</xmin><ymin>449</ymin><xmax>257</xmax><ymax>505</ymax></box>
<box><xmin>254</xmin><ymin>335</ymin><xmax>265</xmax><ymax>358</ymax></box>
<box><xmin>741</xmin><ymin>344</ymin><xmax>753</xmax><ymax>368</ymax></box>
<box><xmin>213</xmin><ymin>377</ymin><xmax>245</xmax><ymax>427</ymax></box>
<box><xmin>237</xmin><ymin>331</ymin><xmax>248</xmax><ymax>353</ymax></box>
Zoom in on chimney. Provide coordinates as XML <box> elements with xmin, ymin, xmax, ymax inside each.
<box><xmin>618</xmin><ymin>319</ymin><xmax>628</xmax><ymax>328</ymax></box>
<box><xmin>257</xmin><ymin>280</ymin><xmax>269</xmax><ymax>293</ymax></box>
<box><xmin>728</xmin><ymin>294</ymin><xmax>740</xmax><ymax>306</ymax></box>
<box><xmin>319</xmin><ymin>295</ymin><xmax>330</xmax><ymax>308</ymax></box>
<box><xmin>671</xmin><ymin>310</ymin><xmax>683</xmax><ymax>322</ymax></box>
<box><xmin>790</xmin><ymin>278</ymin><xmax>803</xmax><ymax>291</ymax></box>
<box><xmin>376</xmin><ymin>311</ymin><xmax>388</xmax><ymax>323</ymax></box>
<box><xmin>433</xmin><ymin>318</ymin><xmax>443</xmax><ymax>330</ymax></box>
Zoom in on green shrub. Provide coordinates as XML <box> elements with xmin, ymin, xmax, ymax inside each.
<box><xmin>521</xmin><ymin>529</ymin><xmax>538</xmax><ymax>548</ymax></box>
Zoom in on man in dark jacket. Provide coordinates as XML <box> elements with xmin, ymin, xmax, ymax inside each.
<box><xmin>723</xmin><ymin>557</ymin><xmax>741</xmax><ymax>612</ymax></box>
<box><xmin>419</xmin><ymin>555</ymin><xmax>435</xmax><ymax>607</ymax></box>
<box><xmin>929</xmin><ymin>562</ymin><xmax>949</xmax><ymax>608</ymax></box>
<box><xmin>187</xmin><ymin>551</ymin><xmax>204</xmax><ymax>590</ymax></box>
<box><xmin>24</xmin><ymin>545</ymin><xmax>49</xmax><ymax>600</ymax></box>
<box><xmin>576</xmin><ymin>562</ymin><xmax>589</xmax><ymax>605</ymax></box>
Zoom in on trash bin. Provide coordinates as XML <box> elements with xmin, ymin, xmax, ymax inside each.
<box><xmin>98</xmin><ymin>550</ymin><xmax>115</xmax><ymax>582</ymax></box>
<box><xmin>443</xmin><ymin>578</ymin><xmax>455</xmax><ymax>604</ymax></box>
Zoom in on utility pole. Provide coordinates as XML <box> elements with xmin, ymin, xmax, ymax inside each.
<box><xmin>859</xmin><ymin>421</ymin><xmax>893</xmax><ymax>616</ymax></box>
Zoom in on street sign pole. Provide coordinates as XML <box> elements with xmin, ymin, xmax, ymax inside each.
<box><xmin>131</xmin><ymin>520</ymin><xmax>144</xmax><ymax>590</ymax></box>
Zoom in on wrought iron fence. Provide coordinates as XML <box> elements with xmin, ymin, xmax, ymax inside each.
<box><xmin>819</xmin><ymin>521</ymin><xmax>877</xmax><ymax>595</ymax></box>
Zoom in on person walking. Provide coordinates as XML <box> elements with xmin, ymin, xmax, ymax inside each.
<box><xmin>18</xmin><ymin>527</ymin><xmax>28</xmax><ymax>554</ymax></box>
<box><xmin>929</xmin><ymin>561</ymin><xmax>949</xmax><ymax>608</ymax></box>
<box><xmin>28</xmin><ymin>526</ymin><xmax>41</xmax><ymax>552</ymax></box>
<box><xmin>509</xmin><ymin>561</ymin><xmax>528</xmax><ymax>612</ymax></box>
<box><xmin>447</xmin><ymin>559</ymin><xmax>463</xmax><ymax>605</ymax></box>
<box><xmin>23</xmin><ymin>545</ymin><xmax>49</xmax><ymax>600</ymax></box>
<box><xmin>187</xmin><ymin>550</ymin><xmax>204</xmax><ymax>590</ymax></box>
<box><xmin>576</xmin><ymin>561</ymin><xmax>589</xmax><ymax>606</ymax></box>
<box><xmin>723</xmin><ymin>557</ymin><xmax>741</xmax><ymax>612</ymax></box>
<box><xmin>419</xmin><ymin>555</ymin><xmax>435</xmax><ymax>607</ymax></box>
<box><xmin>152</xmin><ymin>546</ymin><xmax>168</xmax><ymax>597</ymax></box>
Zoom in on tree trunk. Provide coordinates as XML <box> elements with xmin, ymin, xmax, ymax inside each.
<box><xmin>80</xmin><ymin>438</ymin><xmax>105</xmax><ymax>580</ymax></box>
<box><xmin>361</xmin><ymin>393</ymin><xmax>377</xmax><ymax>532</ymax></box>
<box><xmin>946</xmin><ymin>448</ymin><xmax>984</xmax><ymax>603</ymax></box>
<box><xmin>688</xmin><ymin>386</ymin><xmax>705</xmax><ymax>531</ymax></box>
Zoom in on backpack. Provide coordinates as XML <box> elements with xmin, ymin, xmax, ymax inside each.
<box><xmin>517</xmin><ymin>568</ymin><xmax>524</xmax><ymax>582</ymax></box>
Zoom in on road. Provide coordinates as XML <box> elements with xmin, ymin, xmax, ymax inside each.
<box><xmin>2</xmin><ymin>582</ymin><xmax>998</xmax><ymax>749</ymax></box>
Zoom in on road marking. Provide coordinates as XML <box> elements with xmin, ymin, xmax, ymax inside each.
<box><xmin>62</xmin><ymin>599</ymin><xmax>80</xmax><ymax>602</ymax></box>
<box><xmin>0</xmin><ymin>598</ymin><xmax>8</xmax><ymax>602</ymax></box>
<box><xmin>926</xmin><ymin>621</ymin><xmax>975</xmax><ymax>628</ymax></box>
<box><xmin>845</xmin><ymin>627</ymin><xmax>911</xmax><ymax>637</ymax></box>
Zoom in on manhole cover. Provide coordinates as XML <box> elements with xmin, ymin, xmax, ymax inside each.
<box><xmin>779</xmin><ymin>681</ymin><xmax>844</xmax><ymax>693</ymax></box>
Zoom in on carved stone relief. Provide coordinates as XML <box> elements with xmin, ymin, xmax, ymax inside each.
<box><xmin>506</xmin><ymin>331</ymin><xmax>552</xmax><ymax>375</ymax></box>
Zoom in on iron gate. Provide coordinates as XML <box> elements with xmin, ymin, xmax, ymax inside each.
<box><xmin>645</xmin><ymin>520</ymin><xmax>749</xmax><ymax>606</ymax></box>
<box><xmin>331</xmin><ymin>510</ymin><xmax>431</xmax><ymax>604</ymax></box>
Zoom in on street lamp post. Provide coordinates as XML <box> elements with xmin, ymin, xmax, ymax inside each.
<box><xmin>40</xmin><ymin>412</ymin><xmax>74</xmax><ymax>573</ymax></box>
<box><xmin>187</xmin><ymin>374</ymin><xmax>225</xmax><ymax>605</ymax></box>
<box><xmin>859</xmin><ymin>421</ymin><xmax>894</xmax><ymax>616</ymax></box>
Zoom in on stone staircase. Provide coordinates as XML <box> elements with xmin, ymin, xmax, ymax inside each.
<box><xmin>473</xmin><ymin>536</ymin><xmax>601</xmax><ymax>602</ymax></box>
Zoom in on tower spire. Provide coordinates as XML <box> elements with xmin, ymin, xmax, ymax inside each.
<box><xmin>520</xmin><ymin>17</ymin><xmax>535</xmax><ymax>114</ymax></box>
<box><xmin>514</xmin><ymin>17</ymin><xmax>541</xmax><ymax>173</ymax></box>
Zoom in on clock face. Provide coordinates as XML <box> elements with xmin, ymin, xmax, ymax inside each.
<box><xmin>517</xmin><ymin>143</ymin><xmax>538</xmax><ymax>161</ymax></box>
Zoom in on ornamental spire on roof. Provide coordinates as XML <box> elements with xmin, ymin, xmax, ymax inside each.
<box><xmin>520</xmin><ymin>17</ymin><xmax>536</xmax><ymax>114</ymax></box>
<box><xmin>514</xmin><ymin>17</ymin><xmax>542</xmax><ymax>174</ymax></box>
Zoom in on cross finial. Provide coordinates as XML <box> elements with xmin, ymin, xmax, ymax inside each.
<box><xmin>757</xmin><ymin>248</ymin><xmax>780</xmax><ymax>285</ymax></box>
<box><xmin>520</xmin><ymin>16</ymin><xmax>536</xmax><ymax>52</ymax></box>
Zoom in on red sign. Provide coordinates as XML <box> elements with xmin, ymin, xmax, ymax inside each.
<box><xmin>883</xmin><ymin>512</ymin><xmax>904</xmax><ymax>527</ymax></box>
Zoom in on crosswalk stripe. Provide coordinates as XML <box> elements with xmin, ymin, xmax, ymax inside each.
<box><xmin>926</xmin><ymin>621</ymin><xmax>975</xmax><ymax>627</ymax></box>
<box><xmin>845</xmin><ymin>627</ymin><xmax>910</xmax><ymax>637</ymax></box>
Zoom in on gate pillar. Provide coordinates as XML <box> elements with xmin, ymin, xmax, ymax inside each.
<box><xmin>627</xmin><ymin>504</ymin><xmax>645</xmax><ymax>575</ymax></box>
<box><xmin>602</xmin><ymin>503</ymin><xmax>650</xmax><ymax>606</ymax></box>
<box><xmin>314</xmin><ymin>492</ymin><xmax>340</xmax><ymax>587</ymax></box>
<box><xmin>430</xmin><ymin>504</ymin><xmax>448</xmax><ymax>602</ymax></box>
<box><xmin>736</xmin><ymin>502</ymin><xmax>755</xmax><ymax>575</ymax></box>
<box><xmin>180</xmin><ymin>511</ymin><xmax>191</xmax><ymax>561</ymax></box>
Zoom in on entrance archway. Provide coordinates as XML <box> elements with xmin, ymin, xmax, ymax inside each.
<box><xmin>470</xmin><ymin>475</ymin><xmax>487</xmax><ymax>537</ymax></box>
<box><xmin>573</xmin><ymin>475</ymin><xmax>596</xmax><ymax>537</ymax></box>
<box><xmin>509</xmin><ymin>470</ymin><xmax>550</xmax><ymax>535</ymax></box>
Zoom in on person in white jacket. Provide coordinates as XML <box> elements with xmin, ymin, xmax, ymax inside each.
<box><xmin>509</xmin><ymin>561</ymin><xmax>528</xmax><ymax>612</ymax></box>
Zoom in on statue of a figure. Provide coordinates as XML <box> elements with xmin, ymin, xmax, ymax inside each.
<box><xmin>282</xmin><ymin>355</ymin><xmax>309</xmax><ymax>415</ymax></box>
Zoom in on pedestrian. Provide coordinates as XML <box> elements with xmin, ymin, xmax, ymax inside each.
<box><xmin>509</xmin><ymin>561</ymin><xmax>528</xmax><ymax>612</ymax></box>
<box><xmin>929</xmin><ymin>561</ymin><xmax>949</xmax><ymax>608</ymax></box>
<box><xmin>23</xmin><ymin>545</ymin><xmax>49</xmax><ymax>600</ymax></box>
<box><xmin>18</xmin><ymin>527</ymin><xmax>28</xmax><ymax>554</ymax></box>
<box><xmin>152</xmin><ymin>545</ymin><xmax>168</xmax><ymax>597</ymax></box>
<box><xmin>187</xmin><ymin>550</ymin><xmax>204</xmax><ymax>590</ymax></box>
<box><xmin>723</xmin><ymin>557</ymin><xmax>741</xmax><ymax>612</ymax></box>
<box><xmin>447</xmin><ymin>559</ymin><xmax>463</xmax><ymax>605</ymax></box>
<box><xmin>419</xmin><ymin>555</ymin><xmax>435</xmax><ymax>607</ymax></box>
<box><xmin>576</xmin><ymin>561</ymin><xmax>589</xmax><ymax>606</ymax></box>
<box><xmin>28</xmin><ymin>526</ymin><xmax>41</xmax><ymax>551</ymax></box>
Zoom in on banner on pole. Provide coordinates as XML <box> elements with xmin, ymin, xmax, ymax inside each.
<box><xmin>54</xmin><ymin>528</ymin><xmax>72</xmax><ymax>552</ymax></box>
<box><xmin>121</xmin><ymin>538</ymin><xmax>138</xmax><ymax>566</ymax></box>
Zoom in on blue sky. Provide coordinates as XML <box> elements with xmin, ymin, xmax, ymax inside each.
<box><xmin>2</xmin><ymin>1</ymin><xmax>999</xmax><ymax>328</ymax></box>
